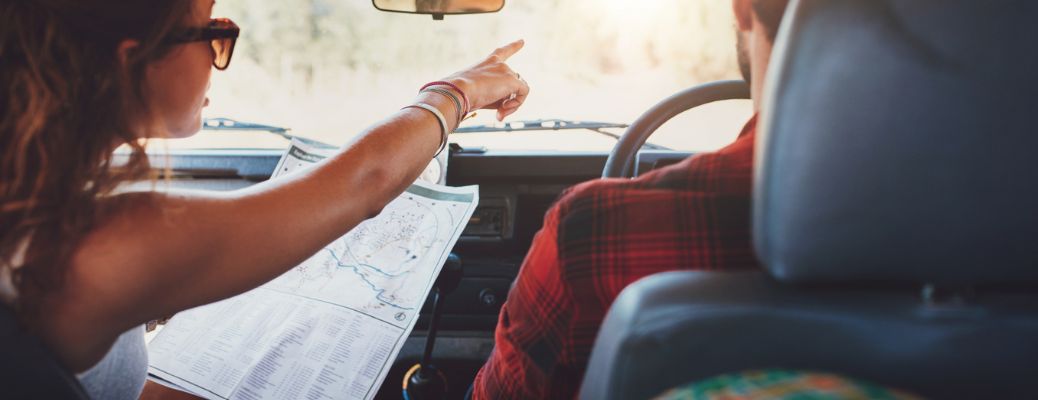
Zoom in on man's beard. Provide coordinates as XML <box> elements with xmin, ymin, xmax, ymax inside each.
<box><xmin>736</xmin><ymin>31</ymin><xmax>752</xmax><ymax>85</ymax></box>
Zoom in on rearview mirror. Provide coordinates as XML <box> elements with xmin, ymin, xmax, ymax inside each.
<box><xmin>372</xmin><ymin>0</ymin><xmax>505</xmax><ymax>20</ymax></box>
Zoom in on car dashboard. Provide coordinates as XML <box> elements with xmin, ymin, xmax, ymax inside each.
<box><xmin>142</xmin><ymin>147</ymin><xmax>695</xmax><ymax>398</ymax></box>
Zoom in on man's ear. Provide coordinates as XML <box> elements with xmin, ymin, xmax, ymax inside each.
<box><xmin>732</xmin><ymin>0</ymin><xmax>754</xmax><ymax>32</ymax></box>
<box><xmin>117</xmin><ymin>39</ymin><xmax>141</xmax><ymax>66</ymax></box>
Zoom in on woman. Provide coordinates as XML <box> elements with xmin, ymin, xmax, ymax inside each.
<box><xmin>0</xmin><ymin>0</ymin><xmax>529</xmax><ymax>398</ymax></box>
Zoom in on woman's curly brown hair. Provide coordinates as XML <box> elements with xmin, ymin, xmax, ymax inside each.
<box><xmin>0</xmin><ymin>0</ymin><xmax>193</xmax><ymax>325</ymax></box>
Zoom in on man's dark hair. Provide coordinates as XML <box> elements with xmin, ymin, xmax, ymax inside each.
<box><xmin>737</xmin><ymin>0</ymin><xmax>792</xmax><ymax>83</ymax></box>
<box><xmin>754</xmin><ymin>0</ymin><xmax>791</xmax><ymax>41</ymax></box>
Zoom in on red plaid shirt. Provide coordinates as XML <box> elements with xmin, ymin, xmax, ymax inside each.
<box><xmin>472</xmin><ymin>116</ymin><xmax>761</xmax><ymax>400</ymax></box>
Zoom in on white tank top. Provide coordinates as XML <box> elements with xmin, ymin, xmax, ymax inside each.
<box><xmin>77</xmin><ymin>326</ymin><xmax>149</xmax><ymax>400</ymax></box>
<box><xmin>0</xmin><ymin>236</ymin><xmax>29</xmax><ymax>304</ymax></box>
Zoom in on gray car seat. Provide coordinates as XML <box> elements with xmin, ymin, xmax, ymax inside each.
<box><xmin>579</xmin><ymin>0</ymin><xmax>1038</xmax><ymax>398</ymax></box>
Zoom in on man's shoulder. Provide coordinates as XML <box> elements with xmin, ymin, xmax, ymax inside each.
<box><xmin>552</xmin><ymin>153</ymin><xmax>736</xmax><ymax>219</ymax></box>
<box><xmin>557</xmin><ymin>132</ymin><xmax>755</xmax><ymax>211</ymax></box>
<box><xmin>550</xmin><ymin>130</ymin><xmax>756</xmax><ymax>249</ymax></box>
<box><xmin>555</xmin><ymin>155</ymin><xmax>693</xmax><ymax>209</ymax></box>
<box><xmin>552</xmin><ymin>177</ymin><xmax>637</xmax><ymax>216</ymax></box>
<box><xmin>548</xmin><ymin>156</ymin><xmax>701</xmax><ymax>251</ymax></box>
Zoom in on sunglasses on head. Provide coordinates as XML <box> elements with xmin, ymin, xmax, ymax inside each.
<box><xmin>168</xmin><ymin>18</ymin><xmax>240</xmax><ymax>71</ymax></box>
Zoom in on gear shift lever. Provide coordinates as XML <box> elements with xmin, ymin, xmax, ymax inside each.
<box><xmin>402</xmin><ymin>253</ymin><xmax>463</xmax><ymax>400</ymax></box>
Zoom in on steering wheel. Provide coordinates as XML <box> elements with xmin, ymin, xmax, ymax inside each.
<box><xmin>602</xmin><ymin>80</ymin><xmax>751</xmax><ymax>178</ymax></box>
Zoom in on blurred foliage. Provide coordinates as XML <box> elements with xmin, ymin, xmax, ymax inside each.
<box><xmin>205</xmin><ymin>0</ymin><xmax>747</xmax><ymax>148</ymax></box>
<box><xmin>215</xmin><ymin>0</ymin><xmax>738</xmax><ymax>87</ymax></box>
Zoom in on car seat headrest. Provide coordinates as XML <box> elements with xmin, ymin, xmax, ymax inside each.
<box><xmin>754</xmin><ymin>0</ymin><xmax>1038</xmax><ymax>286</ymax></box>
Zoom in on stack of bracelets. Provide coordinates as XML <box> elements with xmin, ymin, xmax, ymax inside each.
<box><xmin>404</xmin><ymin>81</ymin><xmax>471</xmax><ymax>156</ymax></box>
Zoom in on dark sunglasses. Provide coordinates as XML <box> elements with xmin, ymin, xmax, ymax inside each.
<box><xmin>168</xmin><ymin>18</ymin><xmax>240</xmax><ymax>70</ymax></box>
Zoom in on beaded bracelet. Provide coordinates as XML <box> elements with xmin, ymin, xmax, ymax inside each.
<box><xmin>403</xmin><ymin>102</ymin><xmax>449</xmax><ymax>156</ymax></box>
<box><xmin>420</xmin><ymin>81</ymin><xmax>470</xmax><ymax>115</ymax></box>
<box><xmin>421</xmin><ymin>87</ymin><xmax>464</xmax><ymax>123</ymax></box>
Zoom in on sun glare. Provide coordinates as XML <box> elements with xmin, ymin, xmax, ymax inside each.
<box><xmin>204</xmin><ymin>0</ymin><xmax>741</xmax><ymax>150</ymax></box>
<box><xmin>599</xmin><ymin>0</ymin><xmax>666</xmax><ymax>28</ymax></box>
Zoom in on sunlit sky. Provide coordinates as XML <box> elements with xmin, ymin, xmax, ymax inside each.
<box><xmin>183</xmin><ymin>0</ymin><xmax>752</xmax><ymax>151</ymax></box>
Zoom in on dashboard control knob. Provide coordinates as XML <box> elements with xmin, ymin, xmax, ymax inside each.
<box><xmin>479</xmin><ymin>289</ymin><xmax>499</xmax><ymax>308</ymax></box>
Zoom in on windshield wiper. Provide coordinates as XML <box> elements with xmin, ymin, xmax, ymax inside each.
<box><xmin>202</xmin><ymin>117</ymin><xmax>336</xmax><ymax>149</ymax></box>
<box><xmin>454</xmin><ymin>119</ymin><xmax>670</xmax><ymax>150</ymax></box>
<box><xmin>454</xmin><ymin>119</ymin><xmax>628</xmax><ymax>134</ymax></box>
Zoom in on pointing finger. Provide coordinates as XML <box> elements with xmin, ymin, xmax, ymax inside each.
<box><xmin>490</xmin><ymin>39</ymin><xmax>525</xmax><ymax>62</ymax></box>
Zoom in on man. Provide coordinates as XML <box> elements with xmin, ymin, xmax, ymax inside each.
<box><xmin>472</xmin><ymin>0</ymin><xmax>791</xmax><ymax>398</ymax></box>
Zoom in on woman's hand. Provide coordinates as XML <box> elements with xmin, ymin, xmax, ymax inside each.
<box><xmin>443</xmin><ymin>40</ymin><xmax>530</xmax><ymax>121</ymax></box>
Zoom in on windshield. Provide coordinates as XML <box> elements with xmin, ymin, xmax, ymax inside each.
<box><xmin>164</xmin><ymin>0</ymin><xmax>751</xmax><ymax>152</ymax></box>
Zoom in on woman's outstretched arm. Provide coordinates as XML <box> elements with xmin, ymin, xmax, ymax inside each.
<box><xmin>47</xmin><ymin>41</ymin><xmax>529</xmax><ymax>370</ymax></box>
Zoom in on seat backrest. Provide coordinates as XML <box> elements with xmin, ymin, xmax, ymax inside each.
<box><xmin>0</xmin><ymin>304</ymin><xmax>89</xmax><ymax>399</ymax></box>
<box><xmin>581</xmin><ymin>0</ymin><xmax>1038</xmax><ymax>398</ymax></box>
<box><xmin>755</xmin><ymin>0</ymin><xmax>1038</xmax><ymax>286</ymax></box>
